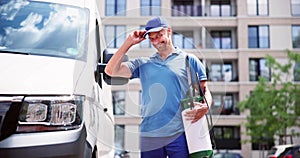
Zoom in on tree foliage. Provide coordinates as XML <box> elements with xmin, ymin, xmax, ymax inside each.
<box><xmin>238</xmin><ymin>50</ymin><xmax>300</xmax><ymax>145</ymax></box>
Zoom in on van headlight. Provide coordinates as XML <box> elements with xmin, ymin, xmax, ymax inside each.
<box><xmin>17</xmin><ymin>95</ymin><xmax>84</xmax><ymax>132</ymax></box>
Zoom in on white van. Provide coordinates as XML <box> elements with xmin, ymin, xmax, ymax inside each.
<box><xmin>0</xmin><ymin>0</ymin><xmax>124</xmax><ymax>157</ymax></box>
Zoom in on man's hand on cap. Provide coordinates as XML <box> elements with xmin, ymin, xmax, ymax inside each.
<box><xmin>128</xmin><ymin>30</ymin><xmax>147</xmax><ymax>46</ymax></box>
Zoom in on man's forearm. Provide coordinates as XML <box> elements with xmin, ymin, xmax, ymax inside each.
<box><xmin>104</xmin><ymin>40</ymin><xmax>132</xmax><ymax>77</ymax></box>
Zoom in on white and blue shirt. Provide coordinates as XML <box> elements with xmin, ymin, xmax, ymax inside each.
<box><xmin>127</xmin><ymin>48</ymin><xmax>207</xmax><ymax>137</ymax></box>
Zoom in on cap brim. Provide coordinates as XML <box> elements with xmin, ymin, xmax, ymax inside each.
<box><xmin>143</xmin><ymin>27</ymin><xmax>164</xmax><ymax>38</ymax></box>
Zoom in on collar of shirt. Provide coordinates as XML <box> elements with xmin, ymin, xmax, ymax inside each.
<box><xmin>150</xmin><ymin>47</ymin><xmax>182</xmax><ymax>62</ymax></box>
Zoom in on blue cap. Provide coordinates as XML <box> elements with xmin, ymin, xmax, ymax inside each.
<box><xmin>143</xmin><ymin>16</ymin><xmax>169</xmax><ymax>38</ymax></box>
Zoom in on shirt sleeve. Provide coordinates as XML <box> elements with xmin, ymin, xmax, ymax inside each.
<box><xmin>126</xmin><ymin>58</ymin><xmax>143</xmax><ymax>79</ymax></box>
<box><xmin>188</xmin><ymin>54</ymin><xmax>207</xmax><ymax>82</ymax></box>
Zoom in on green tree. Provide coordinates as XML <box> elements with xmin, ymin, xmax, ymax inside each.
<box><xmin>238</xmin><ymin>50</ymin><xmax>300</xmax><ymax>146</ymax></box>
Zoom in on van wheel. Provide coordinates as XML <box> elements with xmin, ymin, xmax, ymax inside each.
<box><xmin>92</xmin><ymin>146</ymin><xmax>98</xmax><ymax>158</ymax></box>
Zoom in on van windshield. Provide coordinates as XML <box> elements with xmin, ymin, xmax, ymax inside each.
<box><xmin>0</xmin><ymin>0</ymin><xmax>89</xmax><ymax>60</ymax></box>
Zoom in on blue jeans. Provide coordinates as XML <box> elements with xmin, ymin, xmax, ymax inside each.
<box><xmin>140</xmin><ymin>133</ymin><xmax>189</xmax><ymax>158</ymax></box>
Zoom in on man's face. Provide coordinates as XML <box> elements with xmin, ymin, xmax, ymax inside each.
<box><xmin>148</xmin><ymin>28</ymin><xmax>171</xmax><ymax>51</ymax></box>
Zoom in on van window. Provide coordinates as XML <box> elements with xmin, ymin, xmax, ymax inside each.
<box><xmin>0</xmin><ymin>1</ymin><xmax>89</xmax><ymax>60</ymax></box>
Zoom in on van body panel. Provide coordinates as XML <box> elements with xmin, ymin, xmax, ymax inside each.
<box><xmin>0</xmin><ymin>53</ymin><xmax>85</xmax><ymax>95</ymax></box>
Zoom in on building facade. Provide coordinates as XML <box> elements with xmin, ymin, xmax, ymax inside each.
<box><xmin>98</xmin><ymin>0</ymin><xmax>300</xmax><ymax>157</ymax></box>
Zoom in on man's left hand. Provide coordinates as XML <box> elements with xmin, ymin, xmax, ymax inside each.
<box><xmin>184</xmin><ymin>102</ymin><xmax>208</xmax><ymax>123</ymax></box>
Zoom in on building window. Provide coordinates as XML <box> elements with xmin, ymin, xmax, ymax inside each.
<box><xmin>248</xmin><ymin>25</ymin><xmax>269</xmax><ymax>48</ymax></box>
<box><xmin>292</xmin><ymin>25</ymin><xmax>300</xmax><ymax>48</ymax></box>
<box><xmin>172</xmin><ymin>0</ymin><xmax>202</xmax><ymax>16</ymax></box>
<box><xmin>210</xmin><ymin>63</ymin><xmax>233</xmax><ymax>82</ymax></box>
<box><xmin>112</xmin><ymin>91</ymin><xmax>126</xmax><ymax>115</ymax></box>
<box><xmin>247</xmin><ymin>0</ymin><xmax>268</xmax><ymax>16</ymax></box>
<box><xmin>141</xmin><ymin>0</ymin><xmax>161</xmax><ymax>16</ymax></box>
<box><xmin>211</xmin><ymin>31</ymin><xmax>232</xmax><ymax>49</ymax></box>
<box><xmin>115</xmin><ymin>125</ymin><xmax>125</xmax><ymax>153</ymax></box>
<box><xmin>291</xmin><ymin>0</ymin><xmax>300</xmax><ymax>16</ymax></box>
<box><xmin>210</xmin><ymin>0</ymin><xmax>231</xmax><ymax>17</ymax></box>
<box><xmin>105</xmin><ymin>25</ymin><xmax>126</xmax><ymax>48</ymax></box>
<box><xmin>105</xmin><ymin>0</ymin><xmax>126</xmax><ymax>16</ymax></box>
<box><xmin>214</xmin><ymin>126</ymin><xmax>241</xmax><ymax>149</ymax></box>
<box><xmin>172</xmin><ymin>31</ymin><xmax>194</xmax><ymax>49</ymax></box>
<box><xmin>249</xmin><ymin>58</ymin><xmax>270</xmax><ymax>81</ymax></box>
<box><xmin>212</xmin><ymin>94</ymin><xmax>238</xmax><ymax>115</ymax></box>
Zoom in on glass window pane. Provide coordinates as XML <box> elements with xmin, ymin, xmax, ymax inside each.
<box><xmin>249</xmin><ymin>59</ymin><xmax>270</xmax><ymax>81</ymax></box>
<box><xmin>249</xmin><ymin>59</ymin><xmax>258</xmax><ymax>81</ymax></box>
<box><xmin>211</xmin><ymin>31</ymin><xmax>232</xmax><ymax>49</ymax></box>
<box><xmin>184</xmin><ymin>37</ymin><xmax>194</xmax><ymax>49</ymax></box>
<box><xmin>211</xmin><ymin>5</ymin><xmax>220</xmax><ymax>16</ymax></box>
<box><xmin>291</xmin><ymin>0</ymin><xmax>300</xmax><ymax>15</ymax></box>
<box><xmin>259</xmin><ymin>26</ymin><xmax>269</xmax><ymax>48</ymax></box>
<box><xmin>151</xmin><ymin>6</ymin><xmax>161</xmax><ymax>16</ymax></box>
<box><xmin>211</xmin><ymin>31</ymin><xmax>221</xmax><ymax>48</ymax></box>
<box><xmin>259</xmin><ymin>59</ymin><xmax>270</xmax><ymax>80</ymax></box>
<box><xmin>0</xmin><ymin>1</ymin><xmax>89</xmax><ymax>60</ymax></box>
<box><xmin>173</xmin><ymin>31</ymin><xmax>194</xmax><ymax>49</ymax></box>
<box><xmin>141</xmin><ymin>7</ymin><xmax>150</xmax><ymax>16</ymax></box>
<box><xmin>223</xmin><ymin>127</ymin><xmax>233</xmax><ymax>139</ymax></box>
<box><xmin>247</xmin><ymin>0</ymin><xmax>257</xmax><ymax>15</ymax></box>
<box><xmin>222</xmin><ymin>31</ymin><xmax>231</xmax><ymax>38</ymax></box>
<box><xmin>105</xmin><ymin>26</ymin><xmax>126</xmax><ymax>48</ymax></box>
<box><xmin>221</xmin><ymin>5</ymin><xmax>231</xmax><ymax>16</ymax></box>
<box><xmin>211</xmin><ymin>64</ymin><xmax>222</xmax><ymax>81</ymax></box>
<box><xmin>116</xmin><ymin>26</ymin><xmax>126</xmax><ymax>48</ymax></box>
<box><xmin>106</xmin><ymin>0</ymin><xmax>115</xmax><ymax>16</ymax></box>
<box><xmin>221</xmin><ymin>32</ymin><xmax>232</xmax><ymax>49</ymax></box>
<box><xmin>248</xmin><ymin>27</ymin><xmax>258</xmax><ymax>48</ymax></box>
<box><xmin>141</xmin><ymin>0</ymin><xmax>150</xmax><ymax>16</ymax></box>
<box><xmin>173</xmin><ymin>34</ymin><xmax>184</xmax><ymax>48</ymax></box>
<box><xmin>213</xmin><ymin>37</ymin><xmax>221</xmax><ymax>49</ymax></box>
<box><xmin>152</xmin><ymin>0</ymin><xmax>161</xmax><ymax>6</ymax></box>
<box><xmin>213</xmin><ymin>95</ymin><xmax>222</xmax><ymax>107</ymax></box>
<box><xmin>258</xmin><ymin>0</ymin><xmax>268</xmax><ymax>15</ymax></box>
<box><xmin>116</xmin><ymin>0</ymin><xmax>126</xmax><ymax>16</ymax></box>
<box><xmin>105</xmin><ymin>26</ymin><xmax>115</xmax><ymax>48</ymax></box>
<box><xmin>141</xmin><ymin>0</ymin><xmax>150</xmax><ymax>6</ymax></box>
<box><xmin>223</xmin><ymin>64</ymin><xmax>232</xmax><ymax>81</ymax></box>
<box><xmin>292</xmin><ymin>26</ymin><xmax>300</xmax><ymax>48</ymax></box>
<box><xmin>222</xmin><ymin>37</ymin><xmax>232</xmax><ymax>49</ymax></box>
<box><xmin>223</xmin><ymin>95</ymin><xmax>233</xmax><ymax>110</ymax></box>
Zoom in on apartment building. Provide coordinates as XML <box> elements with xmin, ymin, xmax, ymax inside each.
<box><xmin>98</xmin><ymin>0</ymin><xmax>300</xmax><ymax>157</ymax></box>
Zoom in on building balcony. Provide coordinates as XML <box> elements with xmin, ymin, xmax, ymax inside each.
<box><xmin>171</xmin><ymin>3</ymin><xmax>237</xmax><ymax>17</ymax></box>
<box><xmin>172</xmin><ymin>5</ymin><xmax>202</xmax><ymax>16</ymax></box>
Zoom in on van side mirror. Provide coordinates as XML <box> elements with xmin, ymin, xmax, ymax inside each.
<box><xmin>98</xmin><ymin>49</ymin><xmax>129</xmax><ymax>85</ymax></box>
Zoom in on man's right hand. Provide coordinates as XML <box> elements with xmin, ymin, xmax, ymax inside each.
<box><xmin>105</xmin><ymin>30</ymin><xmax>146</xmax><ymax>78</ymax></box>
<box><xmin>127</xmin><ymin>30</ymin><xmax>147</xmax><ymax>46</ymax></box>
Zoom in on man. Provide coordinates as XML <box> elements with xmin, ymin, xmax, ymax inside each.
<box><xmin>105</xmin><ymin>16</ymin><xmax>212</xmax><ymax>158</ymax></box>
